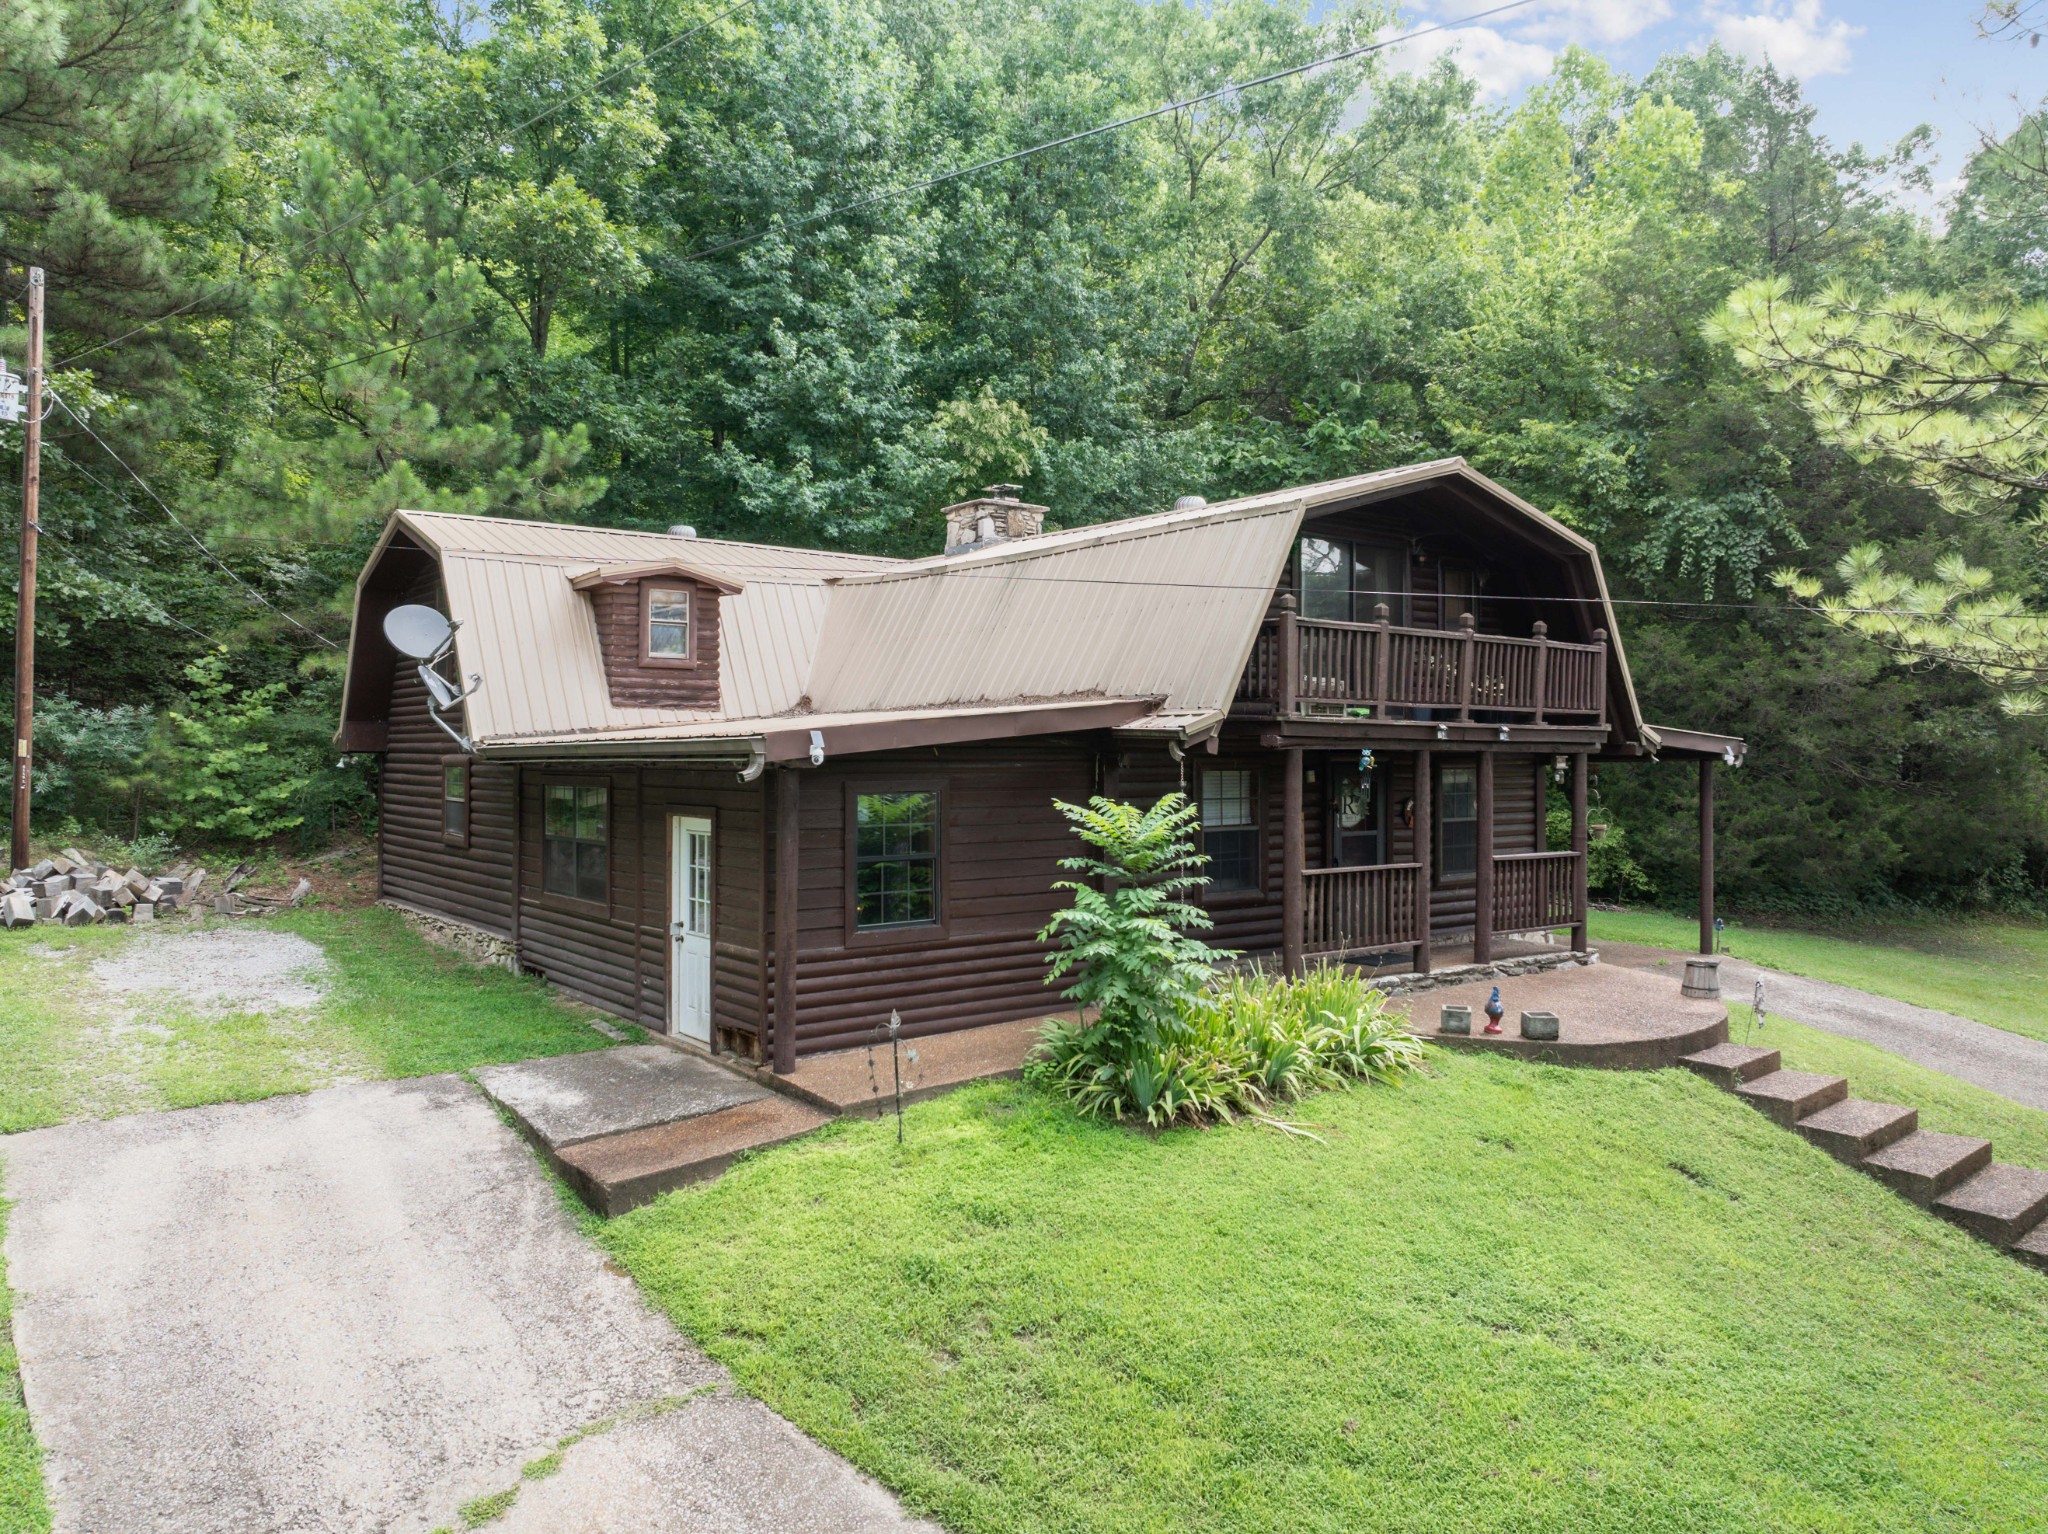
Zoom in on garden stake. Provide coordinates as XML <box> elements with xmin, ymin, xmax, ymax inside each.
<box><xmin>1753</xmin><ymin>977</ymin><xmax>1766</xmax><ymax>1035</ymax></box>
<box><xmin>889</xmin><ymin>1009</ymin><xmax>905</xmax><ymax>1143</ymax></box>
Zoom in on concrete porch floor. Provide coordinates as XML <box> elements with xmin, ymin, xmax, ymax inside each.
<box><xmin>1394</xmin><ymin>962</ymin><xmax>1728</xmax><ymax>1069</ymax></box>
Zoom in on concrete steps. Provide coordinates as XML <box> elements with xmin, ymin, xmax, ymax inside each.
<box><xmin>1795</xmin><ymin>1099</ymin><xmax>1917</xmax><ymax>1163</ymax></box>
<box><xmin>1734</xmin><ymin>1069</ymin><xmax>1847</xmax><ymax>1128</ymax></box>
<box><xmin>1680</xmin><ymin>1046</ymin><xmax>2048</xmax><ymax>1266</ymax></box>
<box><xmin>556</xmin><ymin>1096</ymin><xmax>834</xmax><ymax>1217</ymax></box>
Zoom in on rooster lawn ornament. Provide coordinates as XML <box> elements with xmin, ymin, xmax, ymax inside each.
<box><xmin>1483</xmin><ymin>985</ymin><xmax>1505</xmax><ymax>1035</ymax></box>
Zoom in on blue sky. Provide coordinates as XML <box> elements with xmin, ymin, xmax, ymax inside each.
<box><xmin>1376</xmin><ymin>2</ymin><xmax>2046</xmax><ymax>215</ymax></box>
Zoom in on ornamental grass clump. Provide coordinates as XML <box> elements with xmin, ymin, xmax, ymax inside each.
<box><xmin>1030</xmin><ymin>794</ymin><xmax>1423</xmax><ymax>1127</ymax></box>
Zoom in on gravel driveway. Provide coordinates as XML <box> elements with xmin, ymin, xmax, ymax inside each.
<box><xmin>1</xmin><ymin>1076</ymin><xmax>936</xmax><ymax>1534</ymax></box>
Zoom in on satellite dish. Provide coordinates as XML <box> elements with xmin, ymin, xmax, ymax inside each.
<box><xmin>418</xmin><ymin>666</ymin><xmax>461</xmax><ymax>711</ymax></box>
<box><xmin>384</xmin><ymin>604</ymin><xmax>454</xmax><ymax>661</ymax></box>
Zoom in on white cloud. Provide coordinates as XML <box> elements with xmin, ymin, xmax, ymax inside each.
<box><xmin>1709</xmin><ymin>1</ymin><xmax>1861</xmax><ymax>80</ymax></box>
<box><xmin>1388</xmin><ymin>25</ymin><xmax>1557</xmax><ymax>101</ymax></box>
<box><xmin>1519</xmin><ymin>0</ymin><xmax>1676</xmax><ymax>46</ymax></box>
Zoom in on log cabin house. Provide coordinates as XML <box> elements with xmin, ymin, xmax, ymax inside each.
<box><xmin>338</xmin><ymin>458</ymin><xmax>1743</xmax><ymax>1071</ymax></box>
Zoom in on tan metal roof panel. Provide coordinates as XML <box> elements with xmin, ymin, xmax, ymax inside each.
<box><xmin>804</xmin><ymin>499</ymin><xmax>1305</xmax><ymax>715</ymax></box>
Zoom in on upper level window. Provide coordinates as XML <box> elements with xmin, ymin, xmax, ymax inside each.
<box><xmin>854</xmin><ymin>791</ymin><xmax>939</xmax><ymax>928</ymax></box>
<box><xmin>1439</xmin><ymin>563</ymin><xmax>1478</xmax><ymax>630</ymax></box>
<box><xmin>1438</xmin><ymin>764</ymin><xmax>1478</xmax><ymax>880</ymax></box>
<box><xmin>544</xmin><ymin>783</ymin><xmax>609</xmax><ymax>903</ymax></box>
<box><xmin>443</xmin><ymin>761</ymin><xmax>468</xmax><ymax>845</ymax></box>
<box><xmin>646</xmin><ymin>586</ymin><xmax>691</xmax><ymax>660</ymax></box>
<box><xmin>1200</xmin><ymin>769</ymin><xmax>1260</xmax><ymax>892</ymax></box>
<box><xmin>1297</xmin><ymin>537</ymin><xmax>1407</xmax><ymax>624</ymax></box>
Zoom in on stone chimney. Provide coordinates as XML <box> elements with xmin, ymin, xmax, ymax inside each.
<box><xmin>943</xmin><ymin>484</ymin><xmax>1047</xmax><ymax>555</ymax></box>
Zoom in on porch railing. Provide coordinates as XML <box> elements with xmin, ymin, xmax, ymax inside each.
<box><xmin>1491</xmin><ymin>850</ymin><xmax>1582</xmax><ymax>933</ymax></box>
<box><xmin>1237</xmin><ymin>605</ymin><xmax>1606</xmax><ymax>724</ymax></box>
<box><xmin>1302</xmin><ymin>863</ymin><xmax>1421</xmax><ymax>958</ymax></box>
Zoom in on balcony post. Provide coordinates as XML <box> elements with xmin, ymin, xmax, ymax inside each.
<box><xmin>1372</xmin><ymin>602</ymin><xmax>1391</xmax><ymax>715</ymax></box>
<box><xmin>1531</xmin><ymin>620</ymin><xmax>1549</xmax><ymax>724</ymax></box>
<box><xmin>1570</xmin><ymin>752</ymin><xmax>1589</xmax><ymax>953</ymax></box>
<box><xmin>1282</xmin><ymin>745</ymin><xmax>1304</xmax><ymax>977</ymax></box>
<box><xmin>1474</xmin><ymin>749</ymin><xmax>1494</xmax><ymax>963</ymax></box>
<box><xmin>1457</xmin><ymin>611</ymin><xmax>1475</xmax><ymax>721</ymax></box>
<box><xmin>1278</xmin><ymin>592</ymin><xmax>1300</xmax><ymax>718</ymax></box>
<box><xmin>1414</xmin><ymin>747</ymin><xmax>1433</xmax><ymax>974</ymax></box>
<box><xmin>1592</xmin><ymin>627</ymin><xmax>1608</xmax><ymax>726</ymax></box>
<box><xmin>1699</xmin><ymin>756</ymin><xmax>1716</xmax><ymax>956</ymax></box>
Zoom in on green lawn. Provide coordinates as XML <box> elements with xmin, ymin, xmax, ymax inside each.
<box><xmin>604</xmin><ymin>1052</ymin><xmax>2048</xmax><ymax>1534</ymax></box>
<box><xmin>1591</xmin><ymin>908</ymin><xmax>2048</xmax><ymax>1045</ymax></box>
<box><xmin>0</xmin><ymin>907</ymin><xmax>619</xmax><ymax>1134</ymax></box>
<box><xmin>0</xmin><ymin>1201</ymin><xmax>47</xmax><ymax>1534</ymax></box>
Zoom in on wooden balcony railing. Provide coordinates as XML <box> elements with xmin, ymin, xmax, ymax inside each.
<box><xmin>1237</xmin><ymin>601</ymin><xmax>1607</xmax><ymax>724</ymax></box>
<box><xmin>1302</xmin><ymin>863</ymin><xmax>1422</xmax><ymax>958</ymax></box>
<box><xmin>1492</xmin><ymin>850</ymin><xmax>1582</xmax><ymax>933</ymax></box>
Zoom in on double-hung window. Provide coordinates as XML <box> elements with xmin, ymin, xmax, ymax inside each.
<box><xmin>443</xmin><ymin>760</ymin><xmax>468</xmax><ymax>845</ymax></box>
<box><xmin>646</xmin><ymin>586</ymin><xmax>691</xmax><ymax>661</ymax></box>
<box><xmin>1200</xmin><ymin>769</ymin><xmax>1260</xmax><ymax>892</ymax></box>
<box><xmin>854</xmin><ymin>791</ymin><xmax>939</xmax><ymax>929</ymax></box>
<box><xmin>543</xmin><ymin>783</ymin><xmax>609</xmax><ymax>903</ymax></box>
<box><xmin>1438</xmin><ymin>764</ymin><xmax>1478</xmax><ymax>880</ymax></box>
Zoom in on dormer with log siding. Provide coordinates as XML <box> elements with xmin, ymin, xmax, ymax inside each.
<box><xmin>568</xmin><ymin>559</ymin><xmax>742</xmax><ymax>711</ymax></box>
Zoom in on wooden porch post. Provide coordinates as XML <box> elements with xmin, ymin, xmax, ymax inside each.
<box><xmin>1282</xmin><ymin>746</ymin><xmax>1304</xmax><ymax>977</ymax></box>
<box><xmin>1570</xmin><ymin>752</ymin><xmax>1589</xmax><ymax>954</ymax></box>
<box><xmin>1699</xmin><ymin>757</ymin><xmax>1716</xmax><ymax>956</ymax></box>
<box><xmin>1413</xmin><ymin>748</ymin><xmax>1433</xmax><ymax>974</ymax></box>
<box><xmin>773</xmin><ymin>765</ymin><xmax>801</xmax><ymax>1074</ymax></box>
<box><xmin>1277</xmin><ymin>593</ymin><xmax>1300</xmax><ymax>718</ymax></box>
<box><xmin>1473</xmin><ymin>750</ymin><xmax>1494</xmax><ymax>963</ymax></box>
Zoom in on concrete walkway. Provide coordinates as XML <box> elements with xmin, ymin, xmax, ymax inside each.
<box><xmin>1</xmin><ymin>1076</ymin><xmax>937</xmax><ymax>1534</ymax></box>
<box><xmin>1601</xmin><ymin>941</ymin><xmax>2048</xmax><ymax>1115</ymax></box>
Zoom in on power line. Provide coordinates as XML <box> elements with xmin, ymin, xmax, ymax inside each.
<box><xmin>32</xmin><ymin>455</ymin><xmax>231</xmax><ymax>647</ymax></box>
<box><xmin>676</xmin><ymin>0</ymin><xmax>1542</xmax><ymax>263</ymax></box>
<box><xmin>51</xmin><ymin>0</ymin><xmax>765</xmax><ymax>373</ymax></box>
<box><xmin>45</xmin><ymin>389</ymin><xmax>342</xmax><ymax>649</ymax></box>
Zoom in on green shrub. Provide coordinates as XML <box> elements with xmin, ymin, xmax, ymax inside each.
<box><xmin>1031</xmin><ymin>960</ymin><xmax>1424</xmax><ymax>1129</ymax></box>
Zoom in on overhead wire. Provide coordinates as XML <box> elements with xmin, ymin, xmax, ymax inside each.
<box><xmin>44</xmin><ymin>387</ymin><xmax>342</xmax><ymax>648</ymax></box>
<box><xmin>675</xmin><ymin>0</ymin><xmax>1543</xmax><ymax>263</ymax></box>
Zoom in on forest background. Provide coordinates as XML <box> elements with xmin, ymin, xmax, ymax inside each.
<box><xmin>4</xmin><ymin>0</ymin><xmax>2046</xmax><ymax>916</ymax></box>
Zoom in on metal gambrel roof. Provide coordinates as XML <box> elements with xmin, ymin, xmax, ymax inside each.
<box><xmin>343</xmin><ymin>459</ymin><xmax>1651</xmax><ymax>753</ymax></box>
<box><xmin>804</xmin><ymin>497</ymin><xmax>1307</xmax><ymax>715</ymax></box>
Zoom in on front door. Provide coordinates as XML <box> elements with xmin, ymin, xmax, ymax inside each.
<box><xmin>1326</xmin><ymin>757</ymin><xmax>1384</xmax><ymax>866</ymax></box>
<box><xmin>668</xmin><ymin>814</ymin><xmax>713</xmax><ymax>1044</ymax></box>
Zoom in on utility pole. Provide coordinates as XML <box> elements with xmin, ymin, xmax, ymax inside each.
<box><xmin>11</xmin><ymin>267</ymin><xmax>42</xmax><ymax>873</ymax></box>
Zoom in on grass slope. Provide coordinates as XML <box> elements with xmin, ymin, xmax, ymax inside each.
<box><xmin>606</xmin><ymin>1057</ymin><xmax>2048</xmax><ymax>1534</ymax></box>
<box><xmin>0</xmin><ymin>907</ymin><xmax>615</xmax><ymax>1134</ymax></box>
<box><xmin>0</xmin><ymin>1201</ymin><xmax>48</xmax><ymax>1534</ymax></box>
<box><xmin>1593</xmin><ymin>909</ymin><xmax>2048</xmax><ymax>1045</ymax></box>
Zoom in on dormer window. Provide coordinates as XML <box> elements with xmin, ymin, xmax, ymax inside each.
<box><xmin>569</xmin><ymin>557</ymin><xmax>741</xmax><ymax>711</ymax></box>
<box><xmin>646</xmin><ymin>586</ymin><xmax>692</xmax><ymax>662</ymax></box>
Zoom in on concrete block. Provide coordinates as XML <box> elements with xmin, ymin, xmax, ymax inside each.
<box><xmin>1520</xmin><ymin>1010</ymin><xmax>1561</xmax><ymax>1041</ymax></box>
<box><xmin>130</xmin><ymin>901</ymin><xmax>155</xmax><ymax>923</ymax></box>
<box><xmin>156</xmin><ymin>877</ymin><xmax>185</xmax><ymax>896</ymax></box>
<box><xmin>1</xmin><ymin>890</ymin><xmax>35</xmax><ymax>928</ymax></box>
<box><xmin>1439</xmin><ymin>1004</ymin><xmax>1472</xmax><ymax>1035</ymax></box>
<box><xmin>60</xmin><ymin>894</ymin><xmax>103</xmax><ymax>926</ymax></box>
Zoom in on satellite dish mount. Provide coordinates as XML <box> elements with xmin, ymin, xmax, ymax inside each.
<box><xmin>382</xmin><ymin>603</ymin><xmax>483</xmax><ymax>753</ymax></box>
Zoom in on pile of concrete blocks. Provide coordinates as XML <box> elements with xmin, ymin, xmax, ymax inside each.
<box><xmin>3</xmin><ymin>849</ymin><xmax>320</xmax><ymax>931</ymax></box>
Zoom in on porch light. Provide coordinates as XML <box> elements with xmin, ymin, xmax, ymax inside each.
<box><xmin>1553</xmin><ymin>755</ymin><xmax>1569</xmax><ymax>784</ymax></box>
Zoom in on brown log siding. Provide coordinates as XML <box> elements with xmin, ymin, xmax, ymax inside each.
<box><xmin>588</xmin><ymin>578</ymin><xmax>723</xmax><ymax>710</ymax></box>
<box><xmin>378</xmin><ymin>667</ymin><xmax>516</xmax><ymax>936</ymax></box>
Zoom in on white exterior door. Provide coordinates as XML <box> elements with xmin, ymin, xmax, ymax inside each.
<box><xmin>669</xmin><ymin>815</ymin><xmax>714</xmax><ymax>1044</ymax></box>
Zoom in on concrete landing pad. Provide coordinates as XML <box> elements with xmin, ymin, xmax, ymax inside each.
<box><xmin>1399</xmin><ymin>963</ymin><xmax>1727</xmax><ymax>1070</ymax></box>
<box><xmin>475</xmin><ymin>1045</ymin><xmax>771</xmax><ymax>1149</ymax></box>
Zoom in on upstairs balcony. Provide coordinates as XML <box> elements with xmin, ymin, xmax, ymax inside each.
<box><xmin>1235</xmin><ymin>596</ymin><xmax>1608</xmax><ymax>727</ymax></box>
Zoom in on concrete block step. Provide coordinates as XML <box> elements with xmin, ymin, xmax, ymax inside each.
<box><xmin>554</xmin><ymin>1094</ymin><xmax>833</xmax><ymax>1218</ymax></box>
<box><xmin>1860</xmin><ymin>1130</ymin><xmax>1993</xmax><ymax>1207</ymax></box>
<box><xmin>2012</xmin><ymin>1217</ymin><xmax>2048</xmax><ymax>1272</ymax></box>
<box><xmin>1734</xmin><ymin>1069</ymin><xmax>1848</xmax><ymax>1128</ymax></box>
<box><xmin>1933</xmin><ymin>1164</ymin><xmax>2048</xmax><ymax>1247</ymax></box>
<box><xmin>1680</xmin><ymin>1042</ymin><xmax>1781</xmax><ymax>1090</ymax></box>
<box><xmin>1794</xmin><ymin>1099</ymin><xmax>1918</xmax><ymax>1164</ymax></box>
